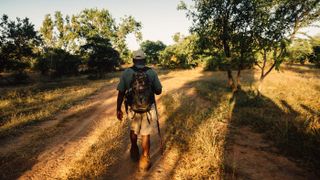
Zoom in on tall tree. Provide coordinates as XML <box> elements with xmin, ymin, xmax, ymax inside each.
<box><xmin>286</xmin><ymin>0</ymin><xmax>320</xmax><ymax>40</ymax></box>
<box><xmin>54</xmin><ymin>11</ymin><xmax>65</xmax><ymax>48</ymax></box>
<box><xmin>252</xmin><ymin>0</ymin><xmax>320</xmax><ymax>92</ymax></box>
<box><xmin>40</xmin><ymin>9</ymin><xmax>142</xmax><ymax>59</ymax></box>
<box><xmin>0</xmin><ymin>14</ymin><xmax>40</xmax><ymax>74</ymax></box>
<box><xmin>40</xmin><ymin>14</ymin><xmax>54</xmax><ymax>47</ymax></box>
<box><xmin>76</xmin><ymin>8</ymin><xmax>116</xmax><ymax>39</ymax></box>
<box><xmin>115</xmin><ymin>16</ymin><xmax>142</xmax><ymax>61</ymax></box>
<box><xmin>80</xmin><ymin>35</ymin><xmax>120</xmax><ymax>78</ymax></box>
<box><xmin>182</xmin><ymin>0</ymin><xmax>258</xmax><ymax>89</ymax></box>
<box><xmin>182</xmin><ymin>0</ymin><xmax>320</xmax><ymax>91</ymax></box>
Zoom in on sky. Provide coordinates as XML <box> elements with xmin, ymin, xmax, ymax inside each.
<box><xmin>0</xmin><ymin>0</ymin><xmax>193</xmax><ymax>50</ymax></box>
<box><xmin>0</xmin><ymin>0</ymin><xmax>319</xmax><ymax>50</ymax></box>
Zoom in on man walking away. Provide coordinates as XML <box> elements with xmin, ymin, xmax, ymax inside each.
<box><xmin>116</xmin><ymin>49</ymin><xmax>162</xmax><ymax>171</ymax></box>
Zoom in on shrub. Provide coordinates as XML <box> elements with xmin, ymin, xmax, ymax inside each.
<box><xmin>35</xmin><ymin>48</ymin><xmax>81</xmax><ymax>76</ymax></box>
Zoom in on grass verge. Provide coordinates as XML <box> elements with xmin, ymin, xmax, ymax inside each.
<box><xmin>161</xmin><ymin>78</ymin><xmax>232</xmax><ymax>179</ymax></box>
<box><xmin>0</xmin><ymin>74</ymin><xmax>119</xmax><ymax>137</ymax></box>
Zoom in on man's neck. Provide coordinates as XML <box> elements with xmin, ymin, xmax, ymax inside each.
<box><xmin>134</xmin><ymin>64</ymin><xmax>145</xmax><ymax>68</ymax></box>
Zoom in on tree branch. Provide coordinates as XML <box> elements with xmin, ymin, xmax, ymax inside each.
<box><xmin>263</xmin><ymin>61</ymin><xmax>276</xmax><ymax>78</ymax></box>
<box><xmin>256</xmin><ymin>62</ymin><xmax>262</xmax><ymax>69</ymax></box>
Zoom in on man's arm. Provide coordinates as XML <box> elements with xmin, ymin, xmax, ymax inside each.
<box><xmin>116</xmin><ymin>91</ymin><xmax>125</xmax><ymax>121</ymax></box>
<box><xmin>116</xmin><ymin>69</ymin><xmax>128</xmax><ymax>121</ymax></box>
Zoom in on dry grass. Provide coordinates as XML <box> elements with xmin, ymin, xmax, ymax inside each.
<box><xmin>161</xmin><ymin>76</ymin><xmax>233</xmax><ymax>179</ymax></box>
<box><xmin>0</xmin><ymin>74</ymin><xmax>119</xmax><ymax>137</ymax></box>
<box><xmin>64</xmin><ymin>119</ymin><xmax>128</xmax><ymax>179</ymax></box>
<box><xmin>1</xmin><ymin>64</ymin><xmax>319</xmax><ymax>178</ymax></box>
<box><xmin>160</xmin><ymin>64</ymin><xmax>320</xmax><ymax>178</ymax></box>
<box><xmin>231</xmin><ymin>64</ymin><xmax>320</xmax><ymax>172</ymax></box>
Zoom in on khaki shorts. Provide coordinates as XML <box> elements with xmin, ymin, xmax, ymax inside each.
<box><xmin>127</xmin><ymin>104</ymin><xmax>158</xmax><ymax>136</ymax></box>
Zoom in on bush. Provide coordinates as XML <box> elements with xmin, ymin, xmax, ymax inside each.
<box><xmin>204</xmin><ymin>53</ymin><xmax>233</xmax><ymax>71</ymax></box>
<box><xmin>204</xmin><ymin>55</ymin><xmax>222</xmax><ymax>71</ymax></box>
<box><xmin>159</xmin><ymin>34</ymin><xmax>201</xmax><ymax>69</ymax></box>
<box><xmin>35</xmin><ymin>48</ymin><xmax>81</xmax><ymax>76</ymax></box>
<box><xmin>287</xmin><ymin>39</ymin><xmax>313</xmax><ymax>65</ymax></box>
<box><xmin>12</xmin><ymin>72</ymin><xmax>30</xmax><ymax>83</ymax></box>
<box><xmin>309</xmin><ymin>45</ymin><xmax>320</xmax><ymax>68</ymax></box>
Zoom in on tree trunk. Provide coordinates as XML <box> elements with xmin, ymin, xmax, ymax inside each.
<box><xmin>222</xmin><ymin>37</ymin><xmax>235</xmax><ymax>90</ymax></box>
<box><xmin>227</xmin><ymin>69</ymin><xmax>234</xmax><ymax>88</ymax></box>
<box><xmin>258</xmin><ymin>76</ymin><xmax>264</xmax><ymax>94</ymax></box>
<box><xmin>236</xmin><ymin>67</ymin><xmax>241</xmax><ymax>89</ymax></box>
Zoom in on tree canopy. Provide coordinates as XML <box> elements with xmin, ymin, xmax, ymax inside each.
<box><xmin>0</xmin><ymin>14</ymin><xmax>40</xmax><ymax>74</ymax></box>
<box><xmin>181</xmin><ymin>0</ymin><xmax>320</xmax><ymax>89</ymax></box>
<box><xmin>140</xmin><ymin>40</ymin><xmax>166</xmax><ymax>64</ymax></box>
<box><xmin>40</xmin><ymin>9</ymin><xmax>142</xmax><ymax>62</ymax></box>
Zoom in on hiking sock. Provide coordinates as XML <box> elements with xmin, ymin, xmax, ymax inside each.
<box><xmin>130</xmin><ymin>144</ymin><xmax>139</xmax><ymax>162</ymax></box>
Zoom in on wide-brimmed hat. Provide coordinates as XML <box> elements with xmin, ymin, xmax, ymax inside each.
<box><xmin>133</xmin><ymin>49</ymin><xmax>146</xmax><ymax>60</ymax></box>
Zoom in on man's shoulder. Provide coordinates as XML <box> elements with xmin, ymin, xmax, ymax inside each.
<box><xmin>124</xmin><ymin>66</ymin><xmax>158</xmax><ymax>76</ymax></box>
<box><xmin>145</xmin><ymin>67</ymin><xmax>157</xmax><ymax>74</ymax></box>
<box><xmin>122</xmin><ymin>67</ymin><xmax>135</xmax><ymax>74</ymax></box>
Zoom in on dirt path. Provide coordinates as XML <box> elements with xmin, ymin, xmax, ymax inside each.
<box><xmin>0</xmin><ymin>69</ymin><xmax>204</xmax><ymax>179</ymax></box>
<box><xmin>0</xmin><ymin>69</ymin><xmax>316</xmax><ymax>179</ymax></box>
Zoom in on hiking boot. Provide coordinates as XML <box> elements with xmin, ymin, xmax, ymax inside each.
<box><xmin>130</xmin><ymin>145</ymin><xmax>139</xmax><ymax>162</ymax></box>
<box><xmin>139</xmin><ymin>155</ymin><xmax>151</xmax><ymax>171</ymax></box>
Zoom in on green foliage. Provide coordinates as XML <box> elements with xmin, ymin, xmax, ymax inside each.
<box><xmin>40</xmin><ymin>14</ymin><xmax>54</xmax><ymax>48</ymax></box>
<box><xmin>39</xmin><ymin>9</ymin><xmax>142</xmax><ymax>62</ymax></box>
<box><xmin>204</xmin><ymin>55</ymin><xmax>224</xmax><ymax>71</ymax></box>
<box><xmin>0</xmin><ymin>14</ymin><xmax>40</xmax><ymax>74</ymax></box>
<box><xmin>172</xmin><ymin>32</ymin><xmax>183</xmax><ymax>43</ymax></box>
<box><xmin>184</xmin><ymin>0</ymin><xmax>320</xmax><ymax>80</ymax></box>
<box><xmin>287</xmin><ymin>39</ymin><xmax>313</xmax><ymax>64</ymax></box>
<box><xmin>76</xmin><ymin>9</ymin><xmax>116</xmax><ymax>39</ymax></box>
<box><xmin>309</xmin><ymin>35</ymin><xmax>320</xmax><ymax>67</ymax></box>
<box><xmin>116</xmin><ymin>16</ymin><xmax>142</xmax><ymax>62</ymax></box>
<box><xmin>36</xmin><ymin>48</ymin><xmax>81</xmax><ymax>76</ymax></box>
<box><xmin>140</xmin><ymin>40</ymin><xmax>166</xmax><ymax>64</ymax></box>
<box><xmin>54</xmin><ymin>11</ymin><xmax>65</xmax><ymax>48</ymax></box>
<box><xmin>80</xmin><ymin>36</ymin><xmax>120</xmax><ymax>78</ymax></box>
<box><xmin>187</xmin><ymin>0</ymin><xmax>258</xmax><ymax>64</ymax></box>
<box><xmin>250</xmin><ymin>0</ymin><xmax>320</xmax><ymax>73</ymax></box>
<box><xmin>159</xmin><ymin>34</ymin><xmax>201</xmax><ymax>69</ymax></box>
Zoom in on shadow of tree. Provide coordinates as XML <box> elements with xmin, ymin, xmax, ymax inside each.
<box><xmin>155</xmin><ymin>72</ymin><xmax>232</xmax><ymax>179</ymax></box>
<box><xmin>0</xmin><ymin>85</ymin><xmax>118</xmax><ymax>179</ymax></box>
<box><xmin>227</xmin><ymin>88</ymin><xmax>320</xmax><ymax>178</ymax></box>
<box><xmin>1</xmin><ymin>67</ymin><xmax>319</xmax><ymax>179</ymax></box>
<box><xmin>282</xmin><ymin>64</ymin><xmax>320</xmax><ymax>78</ymax></box>
<box><xmin>157</xmin><ymin>68</ymin><xmax>319</xmax><ymax>178</ymax></box>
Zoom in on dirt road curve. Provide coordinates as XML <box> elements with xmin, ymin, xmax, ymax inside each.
<box><xmin>0</xmin><ymin>69</ymin><xmax>315</xmax><ymax>179</ymax></box>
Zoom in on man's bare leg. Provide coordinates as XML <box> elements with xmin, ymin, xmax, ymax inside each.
<box><xmin>130</xmin><ymin>130</ymin><xmax>139</xmax><ymax>161</ymax></box>
<box><xmin>139</xmin><ymin>134</ymin><xmax>151</xmax><ymax>170</ymax></box>
<box><xmin>130</xmin><ymin>130</ymin><xmax>138</xmax><ymax>146</ymax></box>
<box><xmin>141</xmin><ymin>135</ymin><xmax>150</xmax><ymax>157</ymax></box>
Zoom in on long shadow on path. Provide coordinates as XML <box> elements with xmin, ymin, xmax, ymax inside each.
<box><xmin>224</xmin><ymin>88</ymin><xmax>319</xmax><ymax>179</ymax></box>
